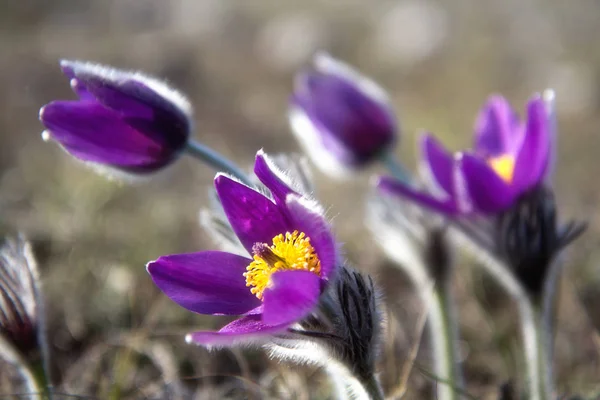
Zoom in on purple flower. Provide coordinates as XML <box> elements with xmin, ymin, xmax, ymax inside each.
<box><xmin>147</xmin><ymin>150</ymin><xmax>338</xmax><ymax>346</ymax></box>
<box><xmin>378</xmin><ymin>94</ymin><xmax>551</xmax><ymax>215</ymax></box>
<box><xmin>39</xmin><ymin>60</ymin><xmax>192</xmax><ymax>174</ymax></box>
<box><xmin>289</xmin><ymin>53</ymin><xmax>397</xmax><ymax>177</ymax></box>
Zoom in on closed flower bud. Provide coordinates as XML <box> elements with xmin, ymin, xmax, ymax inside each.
<box><xmin>39</xmin><ymin>60</ymin><xmax>192</xmax><ymax>176</ymax></box>
<box><xmin>0</xmin><ymin>236</ymin><xmax>46</xmax><ymax>363</ymax></box>
<box><xmin>289</xmin><ymin>53</ymin><xmax>397</xmax><ymax>177</ymax></box>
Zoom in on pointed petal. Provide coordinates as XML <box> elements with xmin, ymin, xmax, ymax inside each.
<box><xmin>459</xmin><ymin>154</ymin><xmax>516</xmax><ymax>213</ymax></box>
<box><xmin>420</xmin><ymin>133</ymin><xmax>455</xmax><ymax>197</ymax></box>
<box><xmin>377</xmin><ymin>177</ymin><xmax>459</xmax><ymax>215</ymax></box>
<box><xmin>146</xmin><ymin>251</ymin><xmax>260</xmax><ymax>315</ymax></box>
<box><xmin>262</xmin><ymin>270</ymin><xmax>320</xmax><ymax>326</ymax></box>
<box><xmin>474</xmin><ymin>95</ymin><xmax>521</xmax><ymax>156</ymax></box>
<box><xmin>512</xmin><ymin>96</ymin><xmax>550</xmax><ymax>191</ymax></box>
<box><xmin>186</xmin><ymin>314</ymin><xmax>288</xmax><ymax>347</ymax></box>
<box><xmin>254</xmin><ymin>150</ymin><xmax>297</xmax><ymax>203</ymax></box>
<box><xmin>286</xmin><ymin>195</ymin><xmax>337</xmax><ymax>279</ymax></box>
<box><xmin>40</xmin><ymin>101</ymin><xmax>169</xmax><ymax>169</ymax></box>
<box><xmin>215</xmin><ymin>175</ymin><xmax>291</xmax><ymax>254</ymax></box>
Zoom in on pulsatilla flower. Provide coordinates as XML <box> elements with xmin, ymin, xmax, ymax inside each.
<box><xmin>39</xmin><ymin>60</ymin><xmax>192</xmax><ymax>174</ymax></box>
<box><xmin>289</xmin><ymin>52</ymin><xmax>397</xmax><ymax>177</ymax></box>
<box><xmin>147</xmin><ymin>150</ymin><xmax>337</xmax><ymax>346</ymax></box>
<box><xmin>379</xmin><ymin>95</ymin><xmax>550</xmax><ymax>215</ymax></box>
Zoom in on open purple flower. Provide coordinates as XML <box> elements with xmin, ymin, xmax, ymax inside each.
<box><xmin>147</xmin><ymin>150</ymin><xmax>338</xmax><ymax>346</ymax></box>
<box><xmin>39</xmin><ymin>60</ymin><xmax>192</xmax><ymax>174</ymax></box>
<box><xmin>378</xmin><ymin>94</ymin><xmax>551</xmax><ymax>215</ymax></box>
<box><xmin>290</xmin><ymin>53</ymin><xmax>397</xmax><ymax>177</ymax></box>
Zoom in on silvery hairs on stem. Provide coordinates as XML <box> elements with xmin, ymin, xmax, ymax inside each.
<box><xmin>366</xmin><ymin>187</ymin><xmax>453</xmax><ymax>287</ymax></box>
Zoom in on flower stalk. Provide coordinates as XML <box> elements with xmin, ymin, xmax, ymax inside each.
<box><xmin>185</xmin><ymin>139</ymin><xmax>253</xmax><ymax>187</ymax></box>
<box><xmin>428</xmin><ymin>281</ymin><xmax>463</xmax><ymax>400</ymax></box>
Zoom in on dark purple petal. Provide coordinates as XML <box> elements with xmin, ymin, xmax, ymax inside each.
<box><xmin>420</xmin><ymin>133</ymin><xmax>455</xmax><ymax>197</ymax></box>
<box><xmin>215</xmin><ymin>175</ymin><xmax>291</xmax><ymax>254</ymax></box>
<box><xmin>254</xmin><ymin>150</ymin><xmax>297</xmax><ymax>203</ymax></box>
<box><xmin>262</xmin><ymin>270</ymin><xmax>321</xmax><ymax>326</ymax></box>
<box><xmin>146</xmin><ymin>251</ymin><xmax>260</xmax><ymax>315</ymax></box>
<box><xmin>474</xmin><ymin>95</ymin><xmax>522</xmax><ymax>156</ymax></box>
<box><xmin>292</xmin><ymin>69</ymin><xmax>396</xmax><ymax>166</ymax></box>
<box><xmin>62</xmin><ymin>61</ymin><xmax>190</xmax><ymax>151</ymax></box>
<box><xmin>286</xmin><ymin>195</ymin><xmax>337</xmax><ymax>279</ymax></box>
<box><xmin>459</xmin><ymin>153</ymin><xmax>516</xmax><ymax>213</ymax></box>
<box><xmin>40</xmin><ymin>101</ymin><xmax>174</xmax><ymax>170</ymax></box>
<box><xmin>512</xmin><ymin>96</ymin><xmax>550</xmax><ymax>192</ymax></box>
<box><xmin>186</xmin><ymin>314</ymin><xmax>289</xmax><ymax>346</ymax></box>
<box><xmin>377</xmin><ymin>177</ymin><xmax>459</xmax><ymax>215</ymax></box>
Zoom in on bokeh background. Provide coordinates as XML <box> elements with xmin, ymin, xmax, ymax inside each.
<box><xmin>1</xmin><ymin>0</ymin><xmax>600</xmax><ymax>398</ymax></box>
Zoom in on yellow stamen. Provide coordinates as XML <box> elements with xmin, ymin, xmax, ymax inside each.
<box><xmin>244</xmin><ymin>230</ymin><xmax>321</xmax><ymax>300</ymax></box>
<box><xmin>488</xmin><ymin>154</ymin><xmax>515</xmax><ymax>183</ymax></box>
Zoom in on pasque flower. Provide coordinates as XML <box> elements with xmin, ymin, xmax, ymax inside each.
<box><xmin>378</xmin><ymin>95</ymin><xmax>550</xmax><ymax>215</ymax></box>
<box><xmin>39</xmin><ymin>60</ymin><xmax>192</xmax><ymax>174</ymax></box>
<box><xmin>147</xmin><ymin>150</ymin><xmax>338</xmax><ymax>346</ymax></box>
<box><xmin>289</xmin><ymin>53</ymin><xmax>397</xmax><ymax>177</ymax></box>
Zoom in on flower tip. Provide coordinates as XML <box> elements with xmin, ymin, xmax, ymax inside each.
<box><xmin>184</xmin><ymin>334</ymin><xmax>194</xmax><ymax>344</ymax></box>
<box><xmin>41</xmin><ymin>130</ymin><xmax>52</xmax><ymax>142</ymax></box>
<box><xmin>542</xmin><ymin>88</ymin><xmax>556</xmax><ymax>102</ymax></box>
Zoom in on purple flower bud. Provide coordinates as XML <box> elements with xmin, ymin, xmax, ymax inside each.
<box><xmin>39</xmin><ymin>60</ymin><xmax>192</xmax><ymax>175</ymax></box>
<box><xmin>289</xmin><ymin>53</ymin><xmax>397</xmax><ymax>177</ymax></box>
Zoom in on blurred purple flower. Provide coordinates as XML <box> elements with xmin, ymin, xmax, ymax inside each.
<box><xmin>39</xmin><ymin>60</ymin><xmax>192</xmax><ymax>174</ymax></box>
<box><xmin>147</xmin><ymin>150</ymin><xmax>338</xmax><ymax>346</ymax></box>
<box><xmin>378</xmin><ymin>94</ymin><xmax>551</xmax><ymax>215</ymax></box>
<box><xmin>289</xmin><ymin>53</ymin><xmax>397</xmax><ymax>177</ymax></box>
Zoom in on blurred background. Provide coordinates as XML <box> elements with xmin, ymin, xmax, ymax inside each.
<box><xmin>1</xmin><ymin>0</ymin><xmax>600</xmax><ymax>398</ymax></box>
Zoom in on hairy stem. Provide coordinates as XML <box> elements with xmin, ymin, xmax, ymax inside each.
<box><xmin>380</xmin><ymin>151</ymin><xmax>411</xmax><ymax>184</ymax></box>
<box><xmin>428</xmin><ymin>282</ymin><xmax>463</xmax><ymax>400</ymax></box>
<box><xmin>185</xmin><ymin>140</ymin><xmax>253</xmax><ymax>186</ymax></box>
<box><xmin>518</xmin><ymin>298</ymin><xmax>553</xmax><ymax>400</ymax></box>
<box><xmin>325</xmin><ymin>362</ymin><xmax>384</xmax><ymax>400</ymax></box>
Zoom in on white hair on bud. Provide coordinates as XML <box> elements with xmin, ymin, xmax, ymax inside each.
<box><xmin>288</xmin><ymin>107</ymin><xmax>352</xmax><ymax>179</ymax></box>
<box><xmin>313</xmin><ymin>52</ymin><xmax>392</xmax><ymax>109</ymax></box>
<box><xmin>59</xmin><ymin>60</ymin><xmax>192</xmax><ymax>118</ymax></box>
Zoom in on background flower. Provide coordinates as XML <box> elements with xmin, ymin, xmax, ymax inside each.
<box><xmin>379</xmin><ymin>94</ymin><xmax>551</xmax><ymax>216</ymax></box>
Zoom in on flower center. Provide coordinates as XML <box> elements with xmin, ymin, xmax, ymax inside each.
<box><xmin>244</xmin><ymin>230</ymin><xmax>321</xmax><ymax>300</ymax></box>
<box><xmin>488</xmin><ymin>154</ymin><xmax>515</xmax><ymax>183</ymax></box>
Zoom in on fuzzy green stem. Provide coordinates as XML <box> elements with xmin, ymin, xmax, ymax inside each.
<box><xmin>519</xmin><ymin>298</ymin><xmax>553</xmax><ymax>400</ymax></box>
<box><xmin>325</xmin><ymin>362</ymin><xmax>384</xmax><ymax>400</ymax></box>
<box><xmin>380</xmin><ymin>151</ymin><xmax>411</xmax><ymax>184</ymax></box>
<box><xmin>184</xmin><ymin>140</ymin><xmax>253</xmax><ymax>186</ymax></box>
<box><xmin>428</xmin><ymin>282</ymin><xmax>463</xmax><ymax>400</ymax></box>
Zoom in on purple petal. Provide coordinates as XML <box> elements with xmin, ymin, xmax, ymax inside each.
<box><xmin>512</xmin><ymin>96</ymin><xmax>550</xmax><ymax>192</ymax></box>
<box><xmin>293</xmin><ymin>70</ymin><xmax>396</xmax><ymax>166</ymax></box>
<box><xmin>459</xmin><ymin>153</ymin><xmax>516</xmax><ymax>213</ymax></box>
<box><xmin>147</xmin><ymin>251</ymin><xmax>260</xmax><ymax>315</ymax></box>
<box><xmin>62</xmin><ymin>61</ymin><xmax>190</xmax><ymax>150</ymax></box>
<box><xmin>215</xmin><ymin>175</ymin><xmax>291</xmax><ymax>254</ymax></box>
<box><xmin>254</xmin><ymin>150</ymin><xmax>297</xmax><ymax>203</ymax></box>
<box><xmin>286</xmin><ymin>195</ymin><xmax>337</xmax><ymax>279</ymax></box>
<box><xmin>474</xmin><ymin>95</ymin><xmax>522</xmax><ymax>156</ymax></box>
<box><xmin>262</xmin><ymin>270</ymin><xmax>321</xmax><ymax>326</ymax></box>
<box><xmin>377</xmin><ymin>177</ymin><xmax>459</xmax><ymax>215</ymax></box>
<box><xmin>420</xmin><ymin>133</ymin><xmax>455</xmax><ymax>197</ymax></box>
<box><xmin>186</xmin><ymin>314</ymin><xmax>289</xmax><ymax>346</ymax></box>
<box><xmin>40</xmin><ymin>101</ymin><xmax>172</xmax><ymax>169</ymax></box>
